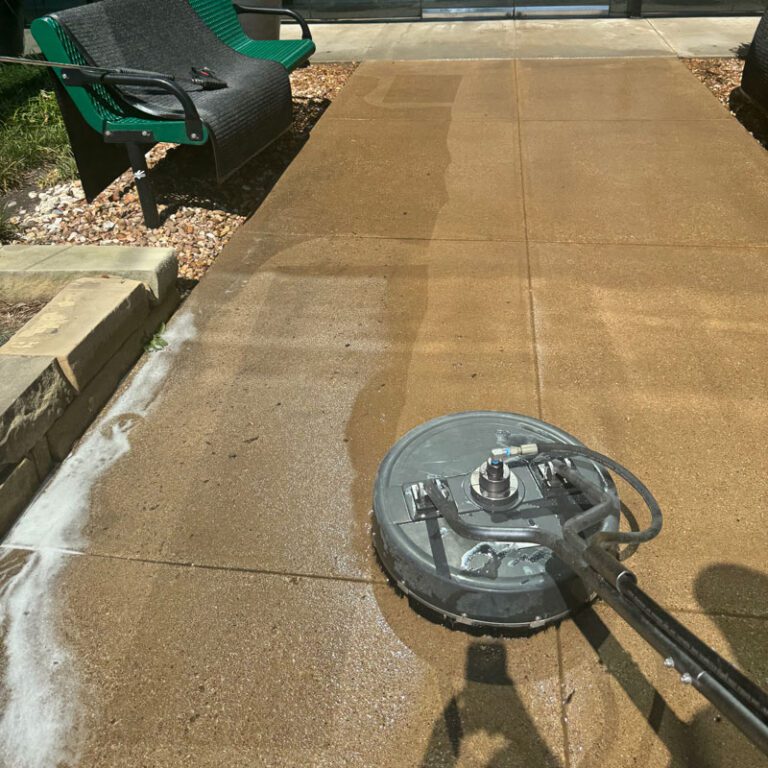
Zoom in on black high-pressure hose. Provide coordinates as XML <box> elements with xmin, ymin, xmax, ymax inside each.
<box><xmin>535</xmin><ymin>442</ymin><xmax>663</xmax><ymax>545</ymax></box>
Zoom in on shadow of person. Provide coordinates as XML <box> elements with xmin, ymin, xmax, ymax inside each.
<box><xmin>571</xmin><ymin>605</ymin><xmax>693</xmax><ymax>767</ymax></box>
<box><xmin>420</xmin><ymin>642</ymin><xmax>562</xmax><ymax>768</ymax></box>
<box><xmin>682</xmin><ymin>564</ymin><xmax>768</xmax><ymax>767</ymax></box>
<box><xmin>572</xmin><ymin>564</ymin><xmax>767</xmax><ymax>768</ymax></box>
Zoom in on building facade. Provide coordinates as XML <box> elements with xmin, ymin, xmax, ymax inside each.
<box><xmin>22</xmin><ymin>0</ymin><xmax>768</xmax><ymax>23</ymax></box>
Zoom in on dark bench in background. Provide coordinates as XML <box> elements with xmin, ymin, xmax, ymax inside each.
<box><xmin>740</xmin><ymin>8</ymin><xmax>768</xmax><ymax>118</ymax></box>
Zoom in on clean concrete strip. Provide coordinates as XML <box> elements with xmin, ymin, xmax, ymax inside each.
<box><xmin>515</xmin><ymin>57</ymin><xmax>730</xmax><ymax>120</ymax></box>
<box><xmin>282</xmin><ymin>16</ymin><xmax>759</xmax><ymax>61</ymax></box>
<box><xmin>0</xmin><ymin>244</ymin><xmax>176</xmax><ymax>303</ymax></box>
<box><xmin>648</xmin><ymin>15</ymin><xmax>760</xmax><ymax>57</ymax></box>
<box><xmin>0</xmin><ymin>277</ymin><xmax>150</xmax><ymax>392</ymax></box>
<box><xmin>514</xmin><ymin>18</ymin><xmax>675</xmax><ymax>58</ymax></box>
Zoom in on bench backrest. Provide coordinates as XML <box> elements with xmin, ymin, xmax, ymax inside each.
<box><xmin>31</xmin><ymin>9</ymin><xmax>204</xmax><ymax>146</ymax></box>
<box><xmin>188</xmin><ymin>0</ymin><xmax>250</xmax><ymax>49</ymax></box>
<box><xmin>31</xmin><ymin>15</ymin><xmax>131</xmax><ymax>134</ymax></box>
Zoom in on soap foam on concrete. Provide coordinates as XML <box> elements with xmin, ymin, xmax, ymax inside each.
<box><xmin>0</xmin><ymin>311</ymin><xmax>196</xmax><ymax>768</ymax></box>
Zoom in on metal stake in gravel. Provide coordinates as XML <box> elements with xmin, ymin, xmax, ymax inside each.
<box><xmin>372</xmin><ymin>411</ymin><xmax>768</xmax><ymax>755</ymax></box>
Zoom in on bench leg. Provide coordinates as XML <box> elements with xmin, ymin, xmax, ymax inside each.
<box><xmin>125</xmin><ymin>143</ymin><xmax>160</xmax><ymax>228</ymax></box>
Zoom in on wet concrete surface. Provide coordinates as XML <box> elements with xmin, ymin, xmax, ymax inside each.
<box><xmin>560</xmin><ymin>598</ymin><xmax>768</xmax><ymax>768</ymax></box>
<box><xmin>529</xmin><ymin>241</ymin><xmax>768</xmax><ymax>615</ymax></box>
<box><xmin>1</xmin><ymin>58</ymin><xmax>767</xmax><ymax>767</ymax></box>
<box><xmin>61</xmin><ymin>556</ymin><xmax>564</xmax><ymax>767</ymax></box>
<box><xmin>18</xmin><ymin>236</ymin><xmax>534</xmax><ymax>578</ymax></box>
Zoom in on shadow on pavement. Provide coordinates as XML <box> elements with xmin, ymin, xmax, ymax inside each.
<box><xmin>728</xmin><ymin>88</ymin><xmax>768</xmax><ymax>150</ymax></box>
<box><xmin>573</xmin><ymin>563</ymin><xmax>767</xmax><ymax>768</ymax></box>
<box><xmin>131</xmin><ymin>95</ymin><xmax>332</xmax><ymax>223</ymax></box>
<box><xmin>420</xmin><ymin>642</ymin><xmax>562</xmax><ymax>768</ymax></box>
<box><xmin>685</xmin><ymin>564</ymin><xmax>768</xmax><ymax>767</ymax></box>
<box><xmin>93</xmin><ymin>97</ymin><xmax>331</xmax><ymax>221</ymax></box>
<box><xmin>572</xmin><ymin>606</ymin><xmax>693</xmax><ymax>766</ymax></box>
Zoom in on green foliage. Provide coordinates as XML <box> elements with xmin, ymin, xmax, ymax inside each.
<box><xmin>145</xmin><ymin>323</ymin><xmax>169</xmax><ymax>352</ymax></box>
<box><xmin>0</xmin><ymin>63</ymin><xmax>76</xmax><ymax>192</ymax></box>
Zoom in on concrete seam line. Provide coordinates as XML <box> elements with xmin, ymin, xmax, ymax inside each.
<box><xmin>0</xmin><ymin>544</ymin><xmax>387</xmax><ymax>586</ymax></box>
<box><xmin>645</xmin><ymin>18</ymin><xmax>679</xmax><ymax>56</ymax></box>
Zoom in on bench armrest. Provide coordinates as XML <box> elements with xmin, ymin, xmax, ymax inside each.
<box><xmin>233</xmin><ymin>4</ymin><xmax>312</xmax><ymax>40</ymax></box>
<box><xmin>60</xmin><ymin>66</ymin><xmax>205</xmax><ymax>142</ymax></box>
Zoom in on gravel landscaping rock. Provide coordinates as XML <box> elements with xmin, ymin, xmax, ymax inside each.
<box><xmin>4</xmin><ymin>64</ymin><xmax>356</xmax><ymax>285</ymax></box>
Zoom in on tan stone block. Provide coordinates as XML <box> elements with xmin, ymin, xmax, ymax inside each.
<box><xmin>0</xmin><ymin>245</ymin><xmax>177</xmax><ymax>303</ymax></box>
<box><xmin>0</xmin><ymin>355</ymin><xmax>75</xmax><ymax>467</ymax></box>
<box><xmin>47</xmin><ymin>329</ymin><xmax>145</xmax><ymax>462</ymax></box>
<box><xmin>0</xmin><ymin>276</ymin><xmax>150</xmax><ymax>392</ymax></box>
<box><xmin>143</xmin><ymin>286</ymin><xmax>181</xmax><ymax>336</ymax></box>
<box><xmin>46</xmin><ymin>286</ymin><xmax>181</xmax><ymax>462</ymax></box>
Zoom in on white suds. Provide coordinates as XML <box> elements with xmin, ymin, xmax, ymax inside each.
<box><xmin>0</xmin><ymin>311</ymin><xmax>197</xmax><ymax>768</ymax></box>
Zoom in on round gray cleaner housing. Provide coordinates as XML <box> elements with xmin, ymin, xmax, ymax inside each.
<box><xmin>372</xmin><ymin>411</ymin><xmax>620</xmax><ymax>629</ymax></box>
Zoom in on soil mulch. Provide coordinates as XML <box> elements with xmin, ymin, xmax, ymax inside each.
<box><xmin>0</xmin><ymin>299</ymin><xmax>47</xmax><ymax>347</ymax></box>
<box><xmin>685</xmin><ymin>57</ymin><xmax>746</xmax><ymax>106</ymax></box>
<box><xmin>685</xmin><ymin>57</ymin><xmax>768</xmax><ymax>150</ymax></box>
<box><xmin>4</xmin><ymin>64</ymin><xmax>357</xmax><ymax>285</ymax></box>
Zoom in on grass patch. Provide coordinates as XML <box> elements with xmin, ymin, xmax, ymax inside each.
<box><xmin>0</xmin><ymin>63</ymin><xmax>76</xmax><ymax>193</ymax></box>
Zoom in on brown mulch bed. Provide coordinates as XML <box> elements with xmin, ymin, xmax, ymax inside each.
<box><xmin>0</xmin><ymin>299</ymin><xmax>47</xmax><ymax>347</ymax></box>
<box><xmin>685</xmin><ymin>57</ymin><xmax>768</xmax><ymax>150</ymax></box>
<box><xmin>685</xmin><ymin>57</ymin><xmax>746</xmax><ymax>107</ymax></box>
<box><xmin>6</xmin><ymin>64</ymin><xmax>357</xmax><ymax>285</ymax></box>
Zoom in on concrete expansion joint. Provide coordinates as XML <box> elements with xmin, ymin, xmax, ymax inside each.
<box><xmin>0</xmin><ymin>543</ymin><xmax>387</xmax><ymax>586</ymax></box>
<box><xmin>645</xmin><ymin>18</ymin><xmax>680</xmax><ymax>55</ymax></box>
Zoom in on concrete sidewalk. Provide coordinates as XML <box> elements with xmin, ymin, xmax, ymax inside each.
<box><xmin>2</xmin><ymin>58</ymin><xmax>768</xmax><ymax>767</ymax></box>
<box><xmin>282</xmin><ymin>16</ymin><xmax>761</xmax><ymax>60</ymax></box>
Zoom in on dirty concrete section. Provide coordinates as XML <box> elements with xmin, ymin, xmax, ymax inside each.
<box><xmin>1</xmin><ymin>58</ymin><xmax>767</xmax><ymax>767</ymax></box>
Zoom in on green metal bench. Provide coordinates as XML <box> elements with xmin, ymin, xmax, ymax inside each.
<box><xmin>24</xmin><ymin>0</ymin><xmax>315</xmax><ymax>226</ymax></box>
<box><xmin>189</xmin><ymin>1</ymin><xmax>315</xmax><ymax>70</ymax></box>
